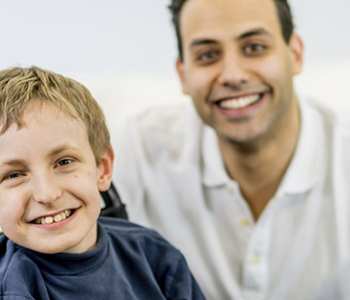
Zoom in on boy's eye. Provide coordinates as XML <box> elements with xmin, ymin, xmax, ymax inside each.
<box><xmin>57</xmin><ymin>159</ymin><xmax>72</xmax><ymax>167</ymax></box>
<box><xmin>1</xmin><ymin>172</ymin><xmax>24</xmax><ymax>183</ymax></box>
<box><xmin>0</xmin><ymin>171</ymin><xmax>25</xmax><ymax>185</ymax></box>
<box><xmin>8</xmin><ymin>172</ymin><xmax>22</xmax><ymax>179</ymax></box>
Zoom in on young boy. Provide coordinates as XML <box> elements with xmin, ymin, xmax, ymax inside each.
<box><xmin>0</xmin><ymin>67</ymin><xmax>205</xmax><ymax>300</ymax></box>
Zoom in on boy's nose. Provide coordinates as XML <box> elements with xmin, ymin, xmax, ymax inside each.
<box><xmin>31</xmin><ymin>174</ymin><xmax>62</xmax><ymax>205</ymax></box>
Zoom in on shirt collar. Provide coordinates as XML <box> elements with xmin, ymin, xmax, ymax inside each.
<box><xmin>21</xmin><ymin>221</ymin><xmax>109</xmax><ymax>275</ymax></box>
<box><xmin>201</xmin><ymin>99</ymin><xmax>324</xmax><ymax>194</ymax></box>
<box><xmin>201</xmin><ymin>125</ymin><xmax>231</xmax><ymax>187</ymax></box>
<box><xmin>276</xmin><ymin>99</ymin><xmax>325</xmax><ymax>195</ymax></box>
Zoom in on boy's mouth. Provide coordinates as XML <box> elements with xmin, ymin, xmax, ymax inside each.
<box><xmin>33</xmin><ymin>210</ymin><xmax>73</xmax><ymax>225</ymax></box>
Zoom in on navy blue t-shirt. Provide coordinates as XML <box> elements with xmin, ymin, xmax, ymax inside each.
<box><xmin>0</xmin><ymin>217</ymin><xmax>205</xmax><ymax>299</ymax></box>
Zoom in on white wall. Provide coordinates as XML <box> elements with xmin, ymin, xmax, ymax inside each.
<box><xmin>1</xmin><ymin>0</ymin><xmax>350</xmax><ymax>121</ymax></box>
<box><xmin>0</xmin><ymin>0</ymin><xmax>177</xmax><ymax>75</ymax></box>
<box><xmin>1</xmin><ymin>0</ymin><xmax>350</xmax><ymax>74</ymax></box>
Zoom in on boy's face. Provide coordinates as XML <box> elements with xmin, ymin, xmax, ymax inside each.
<box><xmin>0</xmin><ymin>101</ymin><xmax>113</xmax><ymax>254</ymax></box>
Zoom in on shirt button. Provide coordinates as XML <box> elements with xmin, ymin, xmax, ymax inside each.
<box><xmin>250</xmin><ymin>255</ymin><xmax>260</xmax><ymax>265</ymax></box>
<box><xmin>239</xmin><ymin>217</ymin><xmax>249</xmax><ymax>227</ymax></box>
<box><xmin>226</xmin><ymin>186</ymin><xmax>234</xmax><ymax>194</ymax></box>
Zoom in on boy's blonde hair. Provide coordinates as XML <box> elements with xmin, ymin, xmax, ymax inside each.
<box><xmin>0</xmin><ymin>66</ymin><xmax>110</xmax><ymax>163</ymax></box>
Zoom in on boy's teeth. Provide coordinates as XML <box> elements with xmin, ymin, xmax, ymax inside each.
<box><xmin>45</xmin><ymin>216</ymin><xmax>53</xmax><ymax>224</ymax></box>
<box><xmin>34</xmin><ymin>210</ymin><xmax>72</xmax><ymax>225</ymax></box>
<box><xmin>219</xmin><ymin>94</ymin><xmax>260</xmax><ymax>109</ymax></box>
<box><xmin>54</xmin><ymin>214</ymin><xmax>62</xmax><ymax>222</ymax></box>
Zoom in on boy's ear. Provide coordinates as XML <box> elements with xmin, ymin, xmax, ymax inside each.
<box><xmin>97</xmin><ymin>146</ymin><xmax>114</xmax><ymax>192</ymax></box>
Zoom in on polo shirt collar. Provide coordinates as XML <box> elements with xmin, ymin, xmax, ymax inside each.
<box><xmin>201</xmin><ymin>124</ymin><xmax>229</xmax><ymax>187</ymax></box>
<box><xmin>201</xmin><ymin>99</ymin><xmax>324</xmax><ymax>195</ymax></box>
<box><xmin>276</xmin><ymin>99</ymin><xmax>325</xmax><ymax>195</ymax></box>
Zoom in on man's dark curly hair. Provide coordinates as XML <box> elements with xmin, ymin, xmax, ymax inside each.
<box><xmin>169</xmin><ymin>0</ymin><xmax>295</xmax><ymax>61</ymax></box>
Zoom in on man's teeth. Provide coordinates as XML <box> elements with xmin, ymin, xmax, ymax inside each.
<box><xmin>34</xmin><ymin>210</ymin><xmax>72</xmax><ymax>225</ymax></box>
<box><xmin>219</xmin><ymin>94</ymin><xmax>260</xmax><ymax>109</ymax></box>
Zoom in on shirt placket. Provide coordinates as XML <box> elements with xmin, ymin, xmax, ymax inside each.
<box><xmin>242</xmin><ymin>207</ymin><xmax>272</xmax><ymax>300</ymax></box>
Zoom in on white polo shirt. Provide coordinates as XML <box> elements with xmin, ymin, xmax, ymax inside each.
<box><xmin>112</xmin><ymin>98</ymin><xmax>350</xmax><ymax>300</ymax></box>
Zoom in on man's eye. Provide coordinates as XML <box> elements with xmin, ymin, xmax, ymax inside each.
<box><xmin>245</xmin><ymin>44</ymin><xmax>265</xmax><ymax>54</ymax></box>
<box><xmin>197</xmin><ymin>51</ymin><xmax>218</xmax><ymax>62</ymax></box>
<box><xmin>57</xmin><ymin>159</ymin><xmax>72</xmax><ymax>167</ymax></box>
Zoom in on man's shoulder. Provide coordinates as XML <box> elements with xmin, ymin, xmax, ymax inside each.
<box><xmin>303</xmin><ymin>97</ymin><xmax>350</xmax><ymax>123</ymax></box>
<box><xmin>301</xmin><ymin>98</ymin><xmax>350</xmax><ymax>169</ymax></box>
<box><xmin>113</xmin><ymin>103</ymin><xmax>203</xmax><ymax>162</ymax></box>
<box><xmin>126</xmin><ymin>102</ymin><xmax>200</xmax><ymax>134</ymax></box>
<box><xmin>302</xmin><ymin>98</ymin><xmax>350</xmax><ymax>136</ymax></box>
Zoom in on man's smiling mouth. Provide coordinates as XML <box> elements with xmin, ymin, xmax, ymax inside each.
<box><xmin>217</xmin><ymin>93</ymin><xmax>262</xmax><ymax>110</ymax></box>
<box><xmin>33</xmin><ymin>210</ymin><xmax>72</xmax><ymax>225</ymax></box>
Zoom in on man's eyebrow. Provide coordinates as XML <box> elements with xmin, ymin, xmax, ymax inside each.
<box><xmin>190</xmin><ymin>39</ymin><xmax>219</xmax><ymax>49</ymax></box>
<box><xmin>237</xmin><ymin>28</ymin><xmax>272</xmax><ymax>41</ymax></box>
<box><xmin>189</xmin><ymin>28</ymin><xmax>272</xmax><ymax>49</ymax></box>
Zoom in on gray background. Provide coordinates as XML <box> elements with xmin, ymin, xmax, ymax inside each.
<box><xmin>1</xmin><ymin>0</ymin><xmax>349</xmax><ymax>76</ymax></box>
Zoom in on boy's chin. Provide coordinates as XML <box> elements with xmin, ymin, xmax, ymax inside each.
<box><xmin>19</xmin><ymin>222</ymin><xmax>98</xmax><ymax>254</ymax></box>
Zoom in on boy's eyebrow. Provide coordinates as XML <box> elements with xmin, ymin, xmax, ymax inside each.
<box><xmin>48</xmin><ymin>144</ymin><xmax>81</xmax><ymax>158</ymax></box>
<box><xmin>0</xmin><ymin>144</ymin><xmax>80</xmax><ymax>167</ymax></box>
<box><xmin>49</xmin><ymin>145</ymin><xmax>70</xmax><ymax>157</ymax></box>
<box><xmin>0</xmin><ymin>159</ymin><xmax>27</xmax><ymax>167</ymax></box>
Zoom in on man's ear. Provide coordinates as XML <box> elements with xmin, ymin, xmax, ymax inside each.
<box><xmin>176</xmin><ymin>58</ymin><xmax>189</xmax><ymax>95</ymax></box>
<box><xmin>97</xmin><ymin>146</ymin><xmax>114</xmax><ymax>192</ymax></box>
<box><xmin>289</xmin><ymin>33</ymin><xmax>304</xmax><ymax>75</ymax></box>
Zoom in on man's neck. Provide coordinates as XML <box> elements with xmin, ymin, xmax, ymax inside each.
<box><xmin>218</xmin><ymin>99</ymin><xmax>300</xmax><ymax>221</ymax></box>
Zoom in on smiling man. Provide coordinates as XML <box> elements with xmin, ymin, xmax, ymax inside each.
<box><xmin>175</xmin><ymin>0</ymin><xmax>303</xmax><ymax>219</ymax></box>
<box><xmin>112</xmin><ymin>0</ymin><xmax>350</xmax><ymax>299</ymax></box>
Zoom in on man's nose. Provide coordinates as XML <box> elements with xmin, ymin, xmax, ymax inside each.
<box><xmin>216</xmin><ymin>52</ymin><xmax>250</xmax><ymax>88</ymax></box>
<box><xmin>31</xmin><ymin>174</ymin><xmax>62</xmax><ymax>205</ymax></box>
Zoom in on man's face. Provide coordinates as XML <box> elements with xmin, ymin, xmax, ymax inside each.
<box><xmin>0</xmin><ymin>101</ymin><xmax>112</xmax><ymax>254</ymax></box>
<box><xmin>177</xmin><ymin>0</ymin><xmax>303</xmax><ymax>145</ymax></box>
